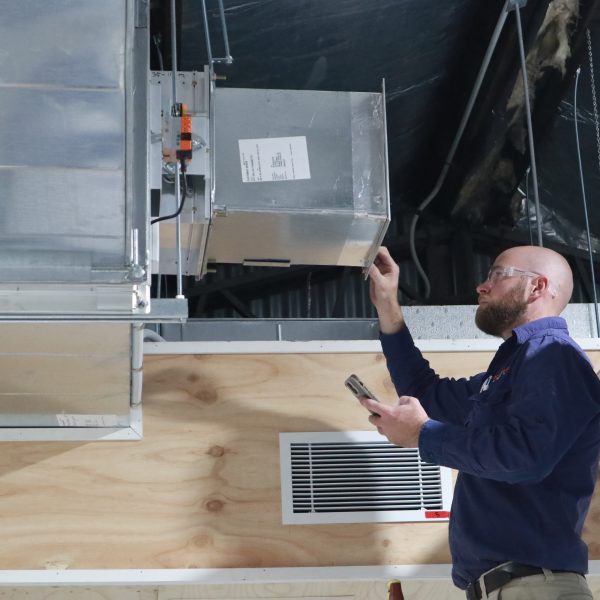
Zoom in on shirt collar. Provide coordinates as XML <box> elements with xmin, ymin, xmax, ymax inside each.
<box><xmin>511</xmin><ymin>316</ymin><xmax>569</xmax><ymax>345</ymax></box>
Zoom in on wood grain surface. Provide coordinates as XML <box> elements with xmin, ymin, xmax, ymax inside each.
<box><xmin>0</xmin><ymin>349</ymin><xmax>596</xmax><ymax>570</ymax></box>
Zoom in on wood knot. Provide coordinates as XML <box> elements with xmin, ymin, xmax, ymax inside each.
<box><xmin>207</xmin><ymin>445</ymin><xmax>225</xmax><ymax>458</ymax></box>
<box><xmin>193</xmin><ymin>534</ymin><xmax>210</xmax><ymax>547</ymax></box>
<box><xmin>205</xmin><ymin>499</ymin><xmax>225</xmax><ymax>512</ymax></box>
<box><xmin>194</xmin><ymin>389</ymin><xmax>218</xmax><ymax>404</ymax></box>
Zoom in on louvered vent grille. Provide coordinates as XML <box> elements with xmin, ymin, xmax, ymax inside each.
<box><xmin>280</xmin><ymin>432</ymin><xmax>453</xmax><ymax>524</ymax></box>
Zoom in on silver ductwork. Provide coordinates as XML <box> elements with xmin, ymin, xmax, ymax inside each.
<box><xmin>152</xmin><ymin>72</ymin><xmax>390</xmax><ymax>278</ymax></box>
<box><xmin>0</xmin><ymin>0</ymin><xmax>183</xmax><ymax>440</ymax></box>
<box><xmin>0</xmin><ymin>0</ymin><xmax>389</xmax><ymax>440</ymax></box>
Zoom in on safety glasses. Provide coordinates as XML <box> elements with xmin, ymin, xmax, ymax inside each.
<box><xmin>484</xmin><ymin>266</ymin><xmax>557</xmax><ymax>297</ymax></box>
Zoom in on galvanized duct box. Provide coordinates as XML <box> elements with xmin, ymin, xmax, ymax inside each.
<box><xmin>207</xmin><ymin>86</ymin><xmax>390</xmax><ymax>269</ymax></box>
<box><xmin>0</xmin><ymin>0</ymin><xmax>154</xmax><ymax>440</ymax></box>
<box><xmin>0</xmin><ymin>0</ymin><xmax>149</xmax><ymax>314</ymax></box>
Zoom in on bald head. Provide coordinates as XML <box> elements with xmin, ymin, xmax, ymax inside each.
<box><xmin>495</xmin><ymin>246</ymin><xmax>573</xmax><ymax>313</ymax></box>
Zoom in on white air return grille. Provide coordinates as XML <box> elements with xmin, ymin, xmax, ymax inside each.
<box><xmin>280</xmin><ymin>431</ymin><xmax>453</xmax><ymax>524</ymax></box>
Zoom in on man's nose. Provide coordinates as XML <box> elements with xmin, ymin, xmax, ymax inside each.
<box><xmin>476</xmin><ymin>280</ymin><xmax>490</xmax><ymax>294</ymax></box>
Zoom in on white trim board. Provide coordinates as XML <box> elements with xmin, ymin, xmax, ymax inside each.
<box><xmin>144</xmin><ymin>337</ymin><xmax>600</xmax><ymax>355</ymax></box>
<box><xmin>0</xmin><ymin>565</ymin><xmax>450</xmax><ymax>586</ymax></box>
<box><xmin>0</xmin><ymin>563</ymin><xmax>600</xmax><ymax>586</ymax></box>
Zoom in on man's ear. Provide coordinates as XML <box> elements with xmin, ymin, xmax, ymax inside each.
<box><xmin>529</xmin><ymin>275</ymin><xmax>549</xmax><ymax>299</ymax></box>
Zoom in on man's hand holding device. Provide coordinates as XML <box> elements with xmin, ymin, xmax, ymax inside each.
<box><xmin>345</xmin><ymin>373</ymin><xmax>430</xmax><ymax>448</ymax></box>
<box><xmin>344</xmin><ymin>373</ymin><xmax>381</xmax><ymax>416</ymax></box>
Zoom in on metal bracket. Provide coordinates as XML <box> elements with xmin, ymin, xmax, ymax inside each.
<box><xmin>200</xmin><ymin>0</ymin><xmax>234</xmax><ymax>65</ymax></box>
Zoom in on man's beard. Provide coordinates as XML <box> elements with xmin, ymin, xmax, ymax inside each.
<box><xmin>475</xmin><ymin>281</ymin><xmax>528</xmax><ymax>337</ymax></box>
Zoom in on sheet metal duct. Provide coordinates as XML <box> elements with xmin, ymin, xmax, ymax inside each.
<box><xmin>0</xmin><ymin>323</ymin><xmax>141</xmax><ymax>441</ymax></box>
<box><xmin>0</xmin><ymin>0</ymin><xmax>150</xmax><ymax>316</ymax></box>
<box><xmin>153</xmin><ymin>72</ymin><xmax>390</xmax><ymax>278</ymax></box>
<box><xmin>0</xmin><ymin>1</ymin><xmax>389</xmax><ymax>438</ymax></box>
<box><xmin>0</xmin><ymin>0</ymin><xmax>181</xmax><ymax>440</ymax></box>
<box><xmin>209</xmin><ymin>86</ymin><xmax>389</xmax><ymax>270</ymax></box>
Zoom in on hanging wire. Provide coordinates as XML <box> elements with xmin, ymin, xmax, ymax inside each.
<box><xmin>518</xmin><ymin>168</ymin><xmax>534</xmax><ymax>244</ymax></box>
<box><xmin>525</xmin><ymin>167</ymin><xmax>534</xmax><ymax>245</ymax></box>
<box><xmin>574</xmin><ymin>37</ymin><xmax>600</xmax><ymax>336</ymax></box>
<box><xmin>513</xmin><ymin>3</ymin><xmax>543</xmax><ymax>247</ymax></box>
<box><xmin>408</xmin><ymin>0</ymin><xmax>512</xmax><ymax>299</ymax></box>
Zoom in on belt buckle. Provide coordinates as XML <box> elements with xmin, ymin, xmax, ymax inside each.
<box><xmin>467</xmin><ymin>561</ymin><xmax>514</xmax><ymax>600</ymax></box>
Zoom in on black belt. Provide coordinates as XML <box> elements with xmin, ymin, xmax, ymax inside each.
<box><xmin>465</xmin><ymin>562</ymin><xmax>576</xmax><ymax>600</ymax></box>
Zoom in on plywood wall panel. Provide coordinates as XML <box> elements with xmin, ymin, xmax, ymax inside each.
<box><xmin>0</xmin><ymin>349</ymin><xmax>597</xmax><ymax>570</ymax></box>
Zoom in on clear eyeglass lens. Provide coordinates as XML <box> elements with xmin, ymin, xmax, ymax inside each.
<box><xmin>484</xmin><ymin>267</ymin><xmax>556</xmax><ymax>296</ymax></box>
<box><xmin>486</xmin><ymin>266</ymin><xmax>540</xmax><ymax>285</ymax></box>
<box><xmin>487</xmin><ymin>267</ymin><xmax>504</xmax><ymax>285</ymax></box>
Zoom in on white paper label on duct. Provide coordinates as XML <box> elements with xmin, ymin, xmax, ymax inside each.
<box><xmin>238</xmin><ymin>136</ymin><xmax>311</xmax><ymax>183</ymax></box>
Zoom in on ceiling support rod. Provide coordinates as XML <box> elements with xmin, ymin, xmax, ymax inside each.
<box><xmin>170</xmin><ymin>0</ymin><xmax>184</xmax><ymax>298</ymax></box>
<box><xmin>510</xmin><ymin>0</ymin><xmax>544</xmax><ymax>247</ymax></box>
<box><xmin>199</xmin><ymin>0</ymin><xmax>233</xmax><ymax>65</ymax></box>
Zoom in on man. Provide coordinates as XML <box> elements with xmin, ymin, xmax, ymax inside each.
<box><xmin>361</xmin><ymin>245</ymin><xmax>600</xmax><ymax>599</ymax></box>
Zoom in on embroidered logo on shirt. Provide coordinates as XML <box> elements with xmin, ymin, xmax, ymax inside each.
<box><xmin>479</xmin><ymin>367</ymin><xmax>511</xmax><ymax>393</ymax></box>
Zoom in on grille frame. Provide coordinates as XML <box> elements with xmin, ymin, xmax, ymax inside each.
<box><xmin>280</xmin><ymin>431</ymin><xmax>453</xmax><ymax>524</ymax></box>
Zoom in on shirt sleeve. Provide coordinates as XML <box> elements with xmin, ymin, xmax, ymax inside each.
<box><xmin>418</xmin><ymin>339</ymin><xmax>600</xmax><ymax>483</ymax></box>
<box><xmin>380</xmin><ymin>326</ymin><xmax>486</xmax><ymax>426</ymax></box>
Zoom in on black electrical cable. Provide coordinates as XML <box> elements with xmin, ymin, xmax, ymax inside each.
<box><xmin>151</xmin><ymin>163</ymin><xmax>188</xmax><ymax>225</ymax></box>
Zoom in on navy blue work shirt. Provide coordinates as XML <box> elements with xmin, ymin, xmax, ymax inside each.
<box><xmin>380</xmin><ymin>316</ymin><xmax>600</xmax><ymax>589</ymax></box>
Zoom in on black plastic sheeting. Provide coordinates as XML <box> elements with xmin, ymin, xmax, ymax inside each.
<box><xmin>168</xmin><ymin>0</ymin><xmax>600</xmax><ymax>256</ymax></box>
<box><xmin>177</xmin><ymin>0</ymin><xmax>508</xmax><ymax>212</ymax></box>
<box><xmin>530</xmin><ymin>31</ymin><xmax>600</xmax><ymax>251</ymax></box>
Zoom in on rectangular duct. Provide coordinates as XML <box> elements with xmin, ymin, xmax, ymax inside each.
<box><xmin>0</xmin><ymin>0</ymin><xmax>149</xmax><ymax>303</ymax></box>
<box><xmin>0</xmin><ymin>0</ymin><xmax>160</xmax><ymax>440</ymax></box>
<box><xmin>153</xmin><ymin>76</ymin><xmax>390</xmax><ymax>277</ymax></box>
<box><xmin>208</xmin><ymin>87</ymin><xmax>389</xmax><ymax>270</ymax></box>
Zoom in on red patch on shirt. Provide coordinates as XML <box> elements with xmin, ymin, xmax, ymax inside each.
<box><xmin>492</xmin><ymin>367</ymin><xmax>510</xmax><ymax>382</ymax></box>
